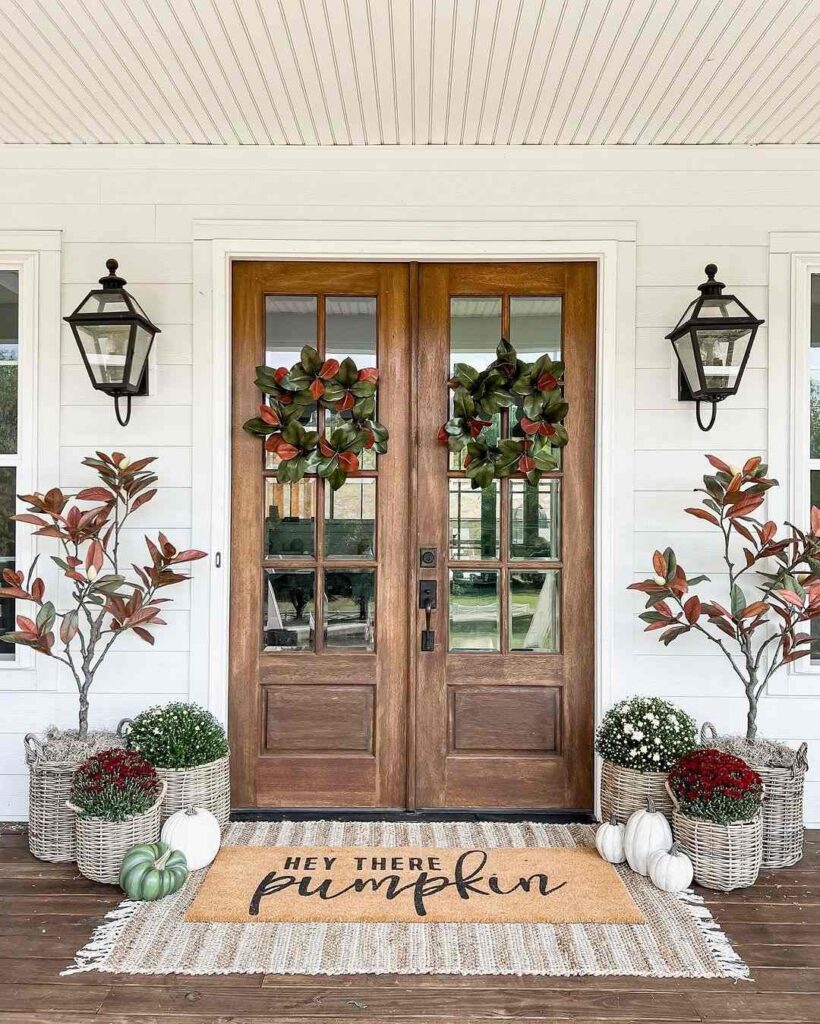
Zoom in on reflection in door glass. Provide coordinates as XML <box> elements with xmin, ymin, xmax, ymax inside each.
<box><xmin>324</xmin><ymin>570</ymin><xmax>375</xmax><ymax>651</ymax></box>
<box><xmin>509</xmin><ymin>571</ymin><xmax>560</xmax><ymax>652</ymax></box>
<box><xmin>449</xmin><ymin>570</ymin><xmax>499</xmax><ymax>651</ymax></box>
<box><xmin>510</xmin><ymin>297</ymin><xmax>562</xmax><ymax>360</ymax></box>
<box><xmin>263</xmin><ymin>570</ymin><xmax>314</xmax><ymax>651</ymax></box>
<box><xmin>449</xmin><ymin>297</ymin><xmax>502</xmax><ymax>469</ymax></box>
<box><xmin>448</xmin><ymin>479</ymin><xmax>499</xmax><ymax>560</ymax></box>
<box><xmin>265</xmin><ymin>295</ymin><xmax>317</xmax><ymax>370</ymax></box>
<box><xmin>325</xmin><ymin>478</ymin><xmax>375</xmax><ymax>558</ymax></box>
<box><xmin>509</xmin><ymin>479</ymin><xmax>560</xmax><ymax>560</ymax></box>
<box><xmin>325</xmin><ymin>297</ymin><xmax>378</xmax><ymax>470</ymax></box>
<box><xmin>265</xmin><ymin>478</ymin><xmax>315</xmax><ymax>559</ymax></box>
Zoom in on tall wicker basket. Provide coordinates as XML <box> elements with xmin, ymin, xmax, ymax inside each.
<box><xmin>600</xmin><ymin>760</ymin><xmax>673</xmax><ymax>824</ymax></box>
<box><xmin>24</xmin><ymin>734</ymin><xmax>77</xmax><ymax>863</ymax></box>
<box><xmin>700</xmin><ymin>722</ymin><xmax>808</xmax><ymax>869</ymax></box>
<box><xmin>117</xmin><ymin>719</ymin><xmax>230</xmax><ymax>829</ymax></box>
<box><xmin>66</xmin><ymin>781</ymin><xmax>165</xmax><ymax>885</ymax></box>
<box><xmin>666</xmin><ymin>780</ymin><xmax>763</xmax><ymax>891</ymax></box>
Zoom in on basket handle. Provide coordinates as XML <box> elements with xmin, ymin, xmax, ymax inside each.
<box><xmin>23</xmin><ymin>733</ymin><xmax>45</xmax><ymax>765</ymax></box>
<box><xmin>700</xmin><ymin>721</ymin><xmax>719</xmax><ymax>744</ymax></box>
<box><xmin>116</xmin><ymin>718</ymin><xmax>133</xmax><ymax>739</ymax></box>
<box><xmin>664</xmin><ymin>779</ymin><xmax>681</xmax><ymax>812</ymax></box>
<box><xmin>795</xmin><ymin>742</ymin><xmax>809</xmax><ymax>773</ymax></box>
<box><xmin>65</xmin><ymin>781</ymin><xmax>167</xmax><ymax>817</ymax></box>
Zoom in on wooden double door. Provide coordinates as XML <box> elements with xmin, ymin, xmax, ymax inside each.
<box><xmin>230</xmin><ymin>261</ymin><xmax>595</xmax><ymax>813</ymax></box>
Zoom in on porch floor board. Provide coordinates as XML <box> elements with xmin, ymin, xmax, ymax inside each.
<box><xmin>0</xmin><ymin>824</ymin><xmax>816</xmax><ymax>1024</ymax></box>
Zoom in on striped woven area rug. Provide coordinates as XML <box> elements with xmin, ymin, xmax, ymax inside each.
<box><xmin>64</xmin><ymin>820</ymin><xmax>748</xmax><ymax>979</ymax></box>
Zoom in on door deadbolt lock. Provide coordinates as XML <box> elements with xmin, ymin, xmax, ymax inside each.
<box><xmin>419</xmin><ymin>546</ymin><xmax>437</xmax><ymax>568</ymax></box>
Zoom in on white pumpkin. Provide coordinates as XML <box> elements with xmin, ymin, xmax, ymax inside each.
<box><xmin>648</xmin><ymin>842</ymin><xmax>693</xmax><ymax>893</ymax></box>
<box><xmin>595</xmin><ymin>814</ymin><xmax>626</xmax><ymax>864</ymax></box>
<box><xmin>160</xmin><ymin>807</ymin><xmax>221</xmax><ymax>870</ymax></box>
<box><xmin>624</xmin><ymin>797</ymin><xmax>673</xmax><ymax>875</ymax></box>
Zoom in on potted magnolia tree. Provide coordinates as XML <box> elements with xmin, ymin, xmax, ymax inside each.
<box><xmin>3</xmin><ymin>452</ymin><xmax>206</xmax><ymax>862</ymax></box>
<box><xmin>628</xmin><ymin>455</ymin><xmax>810</xmax><ymax>868</ymax></box>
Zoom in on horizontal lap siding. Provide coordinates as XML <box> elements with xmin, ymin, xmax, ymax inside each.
<box><xmin>0</xmin><ymin>147</ymin><xmax>818</xmax><ymax>821</ymax></box>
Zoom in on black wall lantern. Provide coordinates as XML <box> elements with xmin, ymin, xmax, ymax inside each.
<box><xmin>64</xmin><ymin>259</ymin><xmax>161</xmax><ymax>427</ymax></box>
<box><xmin>666</xmin><ymin>264</ymin><xmax>763</xmax><ymax>432</ymax></box>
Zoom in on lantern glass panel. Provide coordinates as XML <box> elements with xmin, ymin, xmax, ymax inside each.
<box><xmin>694</xmin><ymin>296</ymin><xmax>749</xmax><ymax>319</ymax></box>
<box><xmin>126</xmin><ymin>323</ymin><xmax>154</xmax><ymax>388</ymax></box>
<box><xmin>76</xmin><ymin>323</ymin><xmax>132</xmax><ymax>387</ymax></box>
<box><xmin>693</xmin><ymin>326</ymin><xmax>754</xmax><ymax>393</ymax></box>
<box><xmin>76</xmin><ymin>291</ymin><xmax>131</xmax><ymax>316</ymax></box>
<box><xmin>672</xmin><ymin>335</ymin><xmax>702</xmax><ymax>396</ymax></box>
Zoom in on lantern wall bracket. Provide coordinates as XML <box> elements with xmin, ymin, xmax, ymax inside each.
<box><xmin>677</xmin><ymin>367</ymin><xmax>723</xmax><ymax>432</ymax></box>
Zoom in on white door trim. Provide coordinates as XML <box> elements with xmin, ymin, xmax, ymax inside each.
<box><xmin>191</xmin><ymin>220</ymin><xmax>637</xmax><ymax>817</ymax></box>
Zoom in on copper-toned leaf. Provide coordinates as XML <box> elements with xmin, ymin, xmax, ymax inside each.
<box><xmin>337</xmin><ymin>451</ymin><xmax>360</xmax><ymax>474</ymax></box>
<box><xmin>357</xmin><ymin>367</ymin><xmax>379</xmax><ymax>384</ymax></box>
<box><xmin>685</xmin><ymin>507</ymin><xmax>720</xmax><ymax>526</ymax></box>
<box><xmin>132</xmin><ymin>626</ymin><xmax>155</xmax><ymax>646</ymax></box>
<box><xmin>309</xmin><ymin>378</ymin><xmax>325</xmax><ymax>401</ymax></box>
<box><xmin>811</xmin><ymin>506</ymin><xmax>820</xmax><ymax>538</ymax></box>
<box><xmin>319</xmin><ymin>358</ymin><xmax>340</xmax><ymax>380</ymax></box>
<box><xmin>75</xmin><ymin>487</ymin><xmax>115</xmax><ymax>502</ymax></box>
<box><xmin>774</xmin><ymin>589</ymin><xmax>804</xmax><ymax>608</ymax></box>
<box><xmin>31</xmin><ymin>578</ymin><xmax>44</xmax><ymax>602</ymax></box>
<box><xmin>705</xmin><ymin>454</ymin><xmax>732</xmax><ymax>473</ymax></box>
<box><xmin>652</xmin><ymin>550</ymin><xmax>667</xmax><ymax>578</ymax></box>
<box><xmin>684</xmin><ymin>596</ymin><xmax>701</xmax><ymax>624</ymax></box>
<box><xmin>131</xmin><ymin>489</ymin><xmax>157</xmax><ymax>512</ymax></box>
<box><xmin>743</xmin><ymin>456</ymin><xmax>762</xmax><ymax>475</ymax></box>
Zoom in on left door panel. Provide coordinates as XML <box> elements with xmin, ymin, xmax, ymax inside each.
<box><xmin>230</xmin><ymin>262</ymin><xmax>411</xmax><ymax>809</ymax></box>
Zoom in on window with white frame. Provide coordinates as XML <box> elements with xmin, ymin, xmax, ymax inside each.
<box><xmin>0</xmin><ymin>269</ymin><xmax>19</xmax><ymax>653</ymax></box>
<box><xmin>810</xmin><ymin>272</ymin><xmax>820</xmax><ymax>662</ymax></box>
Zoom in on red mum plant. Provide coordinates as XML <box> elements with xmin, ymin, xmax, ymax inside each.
<box><xmin>629</xmin><ymin>454</ymin><xmax>820</xmax><ymax>744</ymax></box>
<box><xmin>668</xmin><ymin>749</ymin><xmax>763</xmax><ymax>825</ymax></box>
<box><xmin>70</xmin><ymin>748</ymin><xmax>161</xmax><ymax>822</ymax></box>
<box><xmin>0</xmin><ymin>452</ymin><xmax>207</xmax><ymax>739</ymax></box>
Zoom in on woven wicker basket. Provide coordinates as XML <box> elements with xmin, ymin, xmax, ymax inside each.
<box><xmin>666</xmin><ymin>780</ymin><xmax>762</xmax><ymax>891</ymax></box>
<box><xmin>117</xmin><ymin>719</ymin><xmax>230</xmax><ymax>829</ymax></box>
<box><xmin>600</xmin><ymin>760</ymin><xmax>673</xmax><ymax>824</ymax></box>
<box><xmin>24</xmin><ymin>734</ymin><xmax>78</xmax><ymax>863</ymax></box>
<box><xmin>700</xmin><ymin>722</ymin><xmax>808</xmax><ymax>869</ymax></box>
<box><xmin>66</xmin><ymin>781</ymin><xmax>165</xmax><ymax>885</ymax></box>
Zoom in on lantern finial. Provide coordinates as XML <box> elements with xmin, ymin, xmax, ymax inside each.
<box><xmin>99</xmin><ymin>258</ymin><xmax>126</xmax><ymax>289</ymax></box>
<box><xmin>698</xmin><ymin>264</ymin><xmax>724</xmax><ymax>296</ymax></box>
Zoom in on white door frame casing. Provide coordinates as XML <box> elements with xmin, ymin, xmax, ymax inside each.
<box><xmin>190</xmin><ymin>220</ymin><xmax>637</xmax><ymax>816</ymax></box>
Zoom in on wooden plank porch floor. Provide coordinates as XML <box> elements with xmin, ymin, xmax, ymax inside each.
<box><xmin>0</xmin><ymin>823</ymin><xmax>817</xmax><ymax>1024</ymax></box>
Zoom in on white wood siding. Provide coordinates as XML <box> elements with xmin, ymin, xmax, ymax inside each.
<box><xmin>0</xmin><ymin>144</ymin><xmax>818</xmax><ymax>821</ymax></box>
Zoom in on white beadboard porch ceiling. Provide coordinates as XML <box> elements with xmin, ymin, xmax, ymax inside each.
<box><xmin>0</xmin><ymin>0</ymin><xmax>819</xmax><ymax>146</ymax></box>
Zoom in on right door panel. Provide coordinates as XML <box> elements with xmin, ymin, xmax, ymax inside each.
<box><xmin>414</xmin><ymin>263</ymin><xmax>596</xmax><ymax>811</ymax></box>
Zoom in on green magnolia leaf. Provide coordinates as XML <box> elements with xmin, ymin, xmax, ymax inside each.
<box><xmin>730</xmin><ymin>583</ymin><xmax>747</xmax><ymax>617</ymax></box>
<box><xmin>337</xmin><ymin>357</ymin><xmax>359</xmax><ymax>386</ymax></box>
<box><xmin>444</xmin><ymin>417</ymin><xmax>466</xmax><ymax>436</ymax></box>
<box><xmin>321</xmin><ymin>383</ymin><xmax>346</xmax><ymax>403</ymax></box>
<box><xmin>281</xmin><ymin>368</ymin><xmax>311</xmax><ymax>392</ymax></box>
<box><xmin>353</xmin><ymin>396</ymin><xmax>376</xmax><ymax>419</ymax></box>
<box><xmin>523</xmin><ymin>394</ymin><xmax>544</xmax><ymax>420</ymax></box>
<box><xmin>36</xmin><ymin>601</ymin><xmax>56</xmax><ymax>632</ymax></box>
<box><xmin>243</xmin><ymin>417</ymin><xmax>275</xmax><ymax>437</ymax></box>
<box><xmin>453</xmin><ymin>390</ymin><xmax>476</xmax><ymax>419</ymax></box>
<box><xmin>300</xmin><ymin>345</ymin><xmax>321</xmax><ymax>374</ymax></box>
<box><xmin>351</xmin><ymin>380</ymin><xmax>376</xmax><ymax>398</ymax></box>
<box><xmin>327</xmin><ymin>467</ymin><xmax>347</xmax><ymax>491</ymax></box>
<box><xmin>451</xmin><ymin>363</ymin><xmax>479</xmax><ymax>387</ymax></box>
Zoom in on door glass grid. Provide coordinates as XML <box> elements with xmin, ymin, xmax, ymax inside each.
<box><xmin>447</xmin><ymin>294</ymin><xmax>563</xmax><ymax>654</ymax></box>
<box><xmin>263</xmin><ymin>293</ymin><xmax>378</xmax><ymax>653</ymax></box>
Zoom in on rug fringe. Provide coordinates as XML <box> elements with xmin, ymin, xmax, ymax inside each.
<box><xmin>61</xmin><ymin>899</ymin><xmax>140</xmax><ymax>975</ymax></box>
<box><xmin>675</xmin><ymin>888</ymin><xmax>749</xmax><ymax>981</ymax></box>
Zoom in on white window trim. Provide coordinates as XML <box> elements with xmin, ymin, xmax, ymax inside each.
<box><xmin>190</xmin><ymin>219</ymin><xmax>637</xmax><ymax>819</ymax></box>
<box><xmin>768</xmin><ymin>234</ymin><xmax>820</xmax><ymax>692</ymax></box>
<box><xmin>0</xmin><ymin>232</ymin><xmax>61</xmax><ymax>676</ymax></box>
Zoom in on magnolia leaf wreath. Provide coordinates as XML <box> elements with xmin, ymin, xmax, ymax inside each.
<box><xmin>438</xmin><ymin>338</ymin><xmax>569</xmax><ymax>489</ymax></box>
<box><xmin>243</xmin><ymin>345</ymin><xmax>388</xmax><ymax>490</ymax></box>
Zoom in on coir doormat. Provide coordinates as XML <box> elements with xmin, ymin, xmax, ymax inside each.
<box><xmin>185</xmin><ymin>843</ymin><xmax>644</xmax><ymax>925</ymax></box>
<box><xmin>64</xmin><ymin>821</ymin><xmax>749</xmax><ymax>978</ymax></box>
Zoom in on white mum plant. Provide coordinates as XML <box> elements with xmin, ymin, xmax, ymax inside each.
<box><xmin>595</xmin><ymin>697</ymin><xmax>697</xmax><ymax>772</ymax></box>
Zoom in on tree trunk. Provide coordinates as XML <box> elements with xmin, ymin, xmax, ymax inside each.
<box><xmin>745</xmin><ymin>695</ymin><xmax>758</xmax><ymax>743</ymax></box>
<box><xmin>78</xmin><ymin>692</ymin><xmax>89</xmax><ymax>740</ymax></box>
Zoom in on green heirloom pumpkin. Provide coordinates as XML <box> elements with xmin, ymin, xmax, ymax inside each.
<box><xmin>119</xmin><ymin>842</ymin><xmax>188</xmax><ymax>901</ymax></box>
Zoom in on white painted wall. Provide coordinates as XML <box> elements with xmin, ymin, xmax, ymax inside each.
<box><xmin>0</xmin><ymin>144</ymin><xmax>818</xmax><ymax>822</ymax></box>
